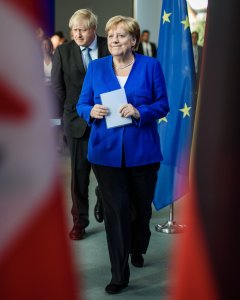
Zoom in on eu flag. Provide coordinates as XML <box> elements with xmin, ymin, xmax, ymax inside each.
<box><xmin>153</xmin><ymin>0</ymin><xmax>195</xmax><ymax>210</ymax></box>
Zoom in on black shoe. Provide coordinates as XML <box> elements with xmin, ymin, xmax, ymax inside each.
<box><xmin>94</xmin><ymin>186</ymin><xmax>104</xmax><ymax>223</ymax></box>
<box><xmin>105</xmin><ymin>282</ymin><xmax>128</xmax><ymax>294</ymax></box>
<box><xmin>69</xmin><ymin>226</ymin><xmax>85</xmax><ymax>240</ymax></box>
<box><xmin>131</xmin><ymin>253</ymin><xmax>144</xmax><ymax>267</ymax></box>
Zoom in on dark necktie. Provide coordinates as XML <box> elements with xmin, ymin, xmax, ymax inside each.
<box><xmin>146</xmin><ymin>46</ymin><xmax>149</xmax><ymax>56</ymax></box>
<box><xmin>82</xmin><ymin>47</ymin><xmax>92</xmax><ymax>69</ymax></box>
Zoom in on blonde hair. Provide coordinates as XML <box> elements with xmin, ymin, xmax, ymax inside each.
<box><xmin>69</xmin><ymin>9</ymin><xmax>97</xmax><ymax>29</ymax></box>
<box><xmin>105</xmin><ymin>16</ymin><xmax>140</xmax><ymax>50</ymax></box>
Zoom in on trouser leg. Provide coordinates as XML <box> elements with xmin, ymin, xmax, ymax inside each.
<box><xmin>92</xmin><ymin>164</ymin><xmax>130</xmax><ymax>285</ymax></box>
<box><xmin>128</xmin><ymin>163</ymin><xmax>160</xmax><ymax>254</ymax></box>
<box><xmin>66</xmin><ymin>136</ymin><xmax>91</xmax><ymax>229</ymax></box>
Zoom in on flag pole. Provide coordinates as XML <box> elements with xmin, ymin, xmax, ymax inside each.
<box><xmin>155</xmin><ymin>202</ymin><xmax>186</xmax><ymax>234</ymax></box>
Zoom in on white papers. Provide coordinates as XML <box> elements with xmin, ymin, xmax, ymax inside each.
<box><xmin>100</xmin><ymin>88</ymin><xmax>132</xmax><ymax>129</ymax></box>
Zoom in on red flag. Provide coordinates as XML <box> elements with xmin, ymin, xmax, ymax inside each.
<box><xmin>170</xmin><ymin>0</ymin><xmax>240</xmax><ymax>299</ymax></box>
<box><xmin>0</xmin><ymin>1</ymin><xmax>79</xmax><ymax>299</ymax></box>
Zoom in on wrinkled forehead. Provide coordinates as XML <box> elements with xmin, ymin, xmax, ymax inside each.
<box><xmin>108</xmin><ymin>22</ymin><xmax>129</xmax><ymax>34</ymax></box>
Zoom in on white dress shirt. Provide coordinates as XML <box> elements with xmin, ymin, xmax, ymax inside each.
<box><xmin>80</xmin><ymin>36</ymin><xmax>98</xmax><ymax>69</ymax></box>
<box><xmin>193</xmin><ymin>45</ymin><xmax>198</xmax><ymax>73</ymax></box>
<box><xmin>142</xmin><ymin>42</ymin><xmax>152</xmax><ymax>57</ymax></box>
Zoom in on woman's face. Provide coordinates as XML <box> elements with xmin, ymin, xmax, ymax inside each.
<box><xmin>107</xmin><ymin>23</ymin><xmax>136</xmax><ymax>58</ymax></box>
<box><xmin>41</xmin><ymin>39</ymin><xmax>53</xmax><ymax>55</ymax></box>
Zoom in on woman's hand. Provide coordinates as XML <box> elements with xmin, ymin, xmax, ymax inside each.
<box><xmin>119</xmin><ymin>104</ymin><xmax>140</xmax><ymax>119</ymax></box>
<box><xmin>90</xmin><ymin>104</ymin><xmax>108</xmax><ymax>119</ymax></box>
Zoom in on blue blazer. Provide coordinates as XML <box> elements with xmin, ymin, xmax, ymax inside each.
<box><xmin>76</xmin><ymin>53</ymin><xmax>169</xmax><ymax>167</ymax></box>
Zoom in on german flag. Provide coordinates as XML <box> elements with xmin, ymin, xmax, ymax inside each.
<box><xmin>171</xmin><ymin>1</ymin><xmax>240</xmax><ymax>299</ymax></box>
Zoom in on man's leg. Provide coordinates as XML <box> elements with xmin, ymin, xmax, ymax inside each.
<box><xmin>67</xmin><ymin>136</ymin><xmax>91</xmax><ymax>239</ymax></box>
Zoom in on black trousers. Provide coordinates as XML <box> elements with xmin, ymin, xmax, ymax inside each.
<box><xmin>92</xmin><ymin>162</ymin><xmax>160</xmax><ymax>284</ymax></box>
<box><xmin>66</xmin><ymin>134</ymin><xmax>91</xmax><ymax>229</ymax></box>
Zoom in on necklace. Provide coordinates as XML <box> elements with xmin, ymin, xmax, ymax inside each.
<box><xmin>113</xmin><ymin>59</ymin><xmax>134</xmax><ymax>70</ymax></box>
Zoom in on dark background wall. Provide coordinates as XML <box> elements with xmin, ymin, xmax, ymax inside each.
<box><xmin>55</xmin><ymin>0</ymin><xmax>133</xmax><ymax>40</ymax></box>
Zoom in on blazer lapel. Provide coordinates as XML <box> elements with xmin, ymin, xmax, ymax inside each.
<box><xmin>72</xmin><ymin>41</ymin><xmax>86</xmax><ymax>73</ymax></box>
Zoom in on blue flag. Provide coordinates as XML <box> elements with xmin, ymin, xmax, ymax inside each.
<box><xmin>153</xmin><ymin>0</ymin><xmax>195</xmax><ymax>210</ymax></box>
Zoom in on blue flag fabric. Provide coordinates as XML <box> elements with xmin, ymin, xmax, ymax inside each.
<box><xmin>153</xmin><ymin>0</ymin><xmax>195</xmax><ymax>210</ymax></box>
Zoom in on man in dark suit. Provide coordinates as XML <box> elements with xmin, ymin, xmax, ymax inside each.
<box><xmin>192</xmin><ymin>31</ymin><xmax>203</xmax><ymax>120</ymax></box>
<box><xmin>192</xmin><ymin>31</ymin><xmax>203</xmax><ymax>86</ymax></box>
<box><xmin>51</xmin><ymin>9</ymin><xmax>109</xmax><ymax>240</ymax></box>
<box><xmin>137</xmin><ymin>30</ymin><xmax>157</xmax><ymax>58</ymax></box>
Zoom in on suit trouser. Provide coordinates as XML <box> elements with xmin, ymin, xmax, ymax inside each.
<box><xmin>66</xmin><ymin>135</ymin><xmax>91</xmax><ymax>229</ymax></box>
<box><xmin>92</xmin><ymin>162</ymin><xmax>160</xmax><ymax>284</ymax></box>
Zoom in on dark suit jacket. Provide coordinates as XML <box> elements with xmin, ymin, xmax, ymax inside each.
<box><xmin>196</xmin><ymin>45</ymin><xmax>203</xmax><ymax>82</ymax></box>
<box><xmin>51</xmin><ymin>36</ymin><xmax>109</xmax><ymax>138</ymax></box>
<box><xmin>193</xmin><ymin>45</ymin><xmax>203</xmax><ymax>120</ymax></box>
<box><xmin>137</xmin><ymin>42</ymin><xmax>157</xmax><ymax>58</ymax></box>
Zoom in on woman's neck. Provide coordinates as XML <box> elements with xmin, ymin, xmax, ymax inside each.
<box><xmin>113</xmin><ymin>53</ymin><xmax>134</xmax><ymax>70</ymax></box>
<box><xmin>113</xmin><ymin>52</ymin><xmax>134</xmax><ymax>65</ymax></box>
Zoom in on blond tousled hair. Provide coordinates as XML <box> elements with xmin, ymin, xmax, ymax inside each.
<box><xmin>105</xmin><ymin>15</ymin><xmax>140</xmax><ymax>50</ymax></box>
<box><xmin>69</xmin><ymin>9</ymin><xmax>98</xmax><ymax>29</ymax></box>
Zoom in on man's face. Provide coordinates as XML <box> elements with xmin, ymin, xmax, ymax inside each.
<box><xmin>141</xmin><ymin>32</ymin><xmax>149</xmax><ymax>43</ymax></box>
<box><xmin>192</xmin><ymin>33</ymin><xmax>198</xmax><ymax>46</ymax></box>
<box><xmin>51</xmin><ymin>35</ymin><xmax>62</xmax><ymax>50</ymax></box>
<box><xmin>71</xmin><ymin>20</ymin><xmax>96</xmax><ymax>47</ymax></box>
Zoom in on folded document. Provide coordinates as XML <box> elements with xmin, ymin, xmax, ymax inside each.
<box><xmin>100</xmin><ymin>88</ymin><xmax>132</xmax><ymax>129</ymax></box>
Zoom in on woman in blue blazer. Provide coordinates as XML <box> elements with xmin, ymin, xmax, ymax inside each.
<box><xmin>77</xmin><ymin>15</ymin><xmax>169</xmax><ymax>294</ymax></box>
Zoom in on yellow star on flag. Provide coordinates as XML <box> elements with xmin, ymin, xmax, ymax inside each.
<box><xmin>179</xmin><ymin>103</ymin><xmax>191</xmax><ymax>118</ymax></box>
<box><xmin>158</xmin><ymin>117</ymin><xmax>168</xmax><ymax>123</ymax></box>
<box><xmin>181</xmin><ymin>16</ymin><xmax>190</xmax><ymax>30</ymax></box>
<box><xmin>162</xmin><ymin>10</ymin><xmax>172</xmax><ymax>24</ymax></box>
